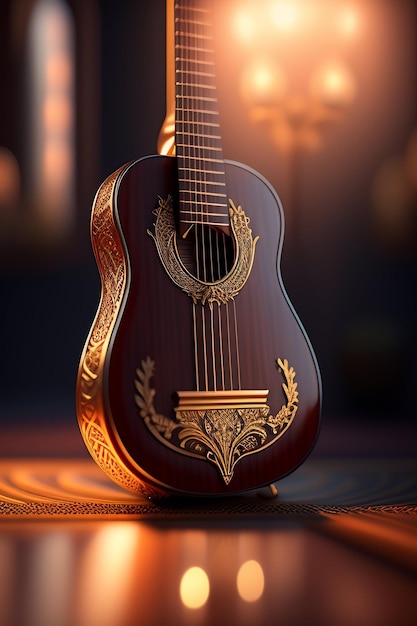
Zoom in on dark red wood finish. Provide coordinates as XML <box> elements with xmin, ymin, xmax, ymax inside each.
<box><xmin>105</xmin><ymin>155</ymin><xmax>321</xmax><ymax>495</ymax></box>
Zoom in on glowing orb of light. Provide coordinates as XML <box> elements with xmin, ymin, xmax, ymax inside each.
<box><xmin>180</xmin><ymin>567</ymin><xmax>210</xmax><ymax>609</ymax></box>
<box><xmin>237</xmin><ymin>560</ymin><xmax>265</xmax><ymax>603</ymax></box>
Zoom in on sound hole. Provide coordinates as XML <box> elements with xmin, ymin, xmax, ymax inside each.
<box><xmin>176</xmin><ymin>224</ymin><xmax>235</xmax><ymax>282</ymax></box>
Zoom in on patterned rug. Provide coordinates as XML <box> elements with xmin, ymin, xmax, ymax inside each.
<box><xmin>1</xmin><ymin>457</ymin><xmax>416</xmax><ymax>519</ymax></box>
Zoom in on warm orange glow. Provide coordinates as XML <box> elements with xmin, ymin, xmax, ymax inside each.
<box><xmin>232</xmin><ymin>0</ymin><xmax>362</xmax><ymax>43</ymax></box>
<box><xmin>269</xmin><ymin>1</ymin><xmax>298</xmax><ymax>32</ymax></box>
<box><xmin>233</xmin><ymin>1</ymin><xmax>360</xmax><ymax>152</ymax></box>
<box><xmin>25</xmin><ymin>533</ymin><xmax>73</xmax><ymax>626</ymax></box>
<box><xmin>236</xmin><ymin>560</ymin><xmax>265</xmax><ymax>602</ymax></box>
<box><xmin>27</xmin><ymin>0</ymin><xmax>75</xmax><ymax>236</ymax></box>
<box><xmin>310</xmin><ymin>61</ymin><xmax>356</xmax><ymax>107</ymax></box>
<box><xmin>241</xmin><ymin>60</ymin><xmax>286</xmax><ymax>108</ymax></box>
<box><xmin>43</xmin><ymin>95</ymin><xmax>72</xmax><ymax>131</ymax></box>
<box><xmin>42</xmin><ymin>140</ymin><xmax>72</xmax><ymax>190</ymax></box>
<box><xmin>339</xmin><ymin>5</ymin><xmax>360</xmax><ymax>37</ymax></box>
<box><xmin>45</xmin><ymin>54</ymin><xmax>72</xmax><ymax>88</ymax></box>
<box><xmin>234</xmin><ymin>8</ymin><xmax>257</xmax><ymax>43</ymax></box>
<box><xmin>77</xmin><ymin>523</ymin><xmax>141</xmax><ymax>626</ymax></box>
<box><xmin>0</xmin><ymin>148</ymin><xmax>20</xmax><ymax>211</ymax></box>
<box><xmin>179</xmin><ymin>567</ymin><xmax>210</xmax><ymax>609</ymax></box>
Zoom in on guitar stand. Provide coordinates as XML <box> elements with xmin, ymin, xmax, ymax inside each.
<box><xmin>257</xmin><ymin>484</ymin><xmax>279</xmax><ymax>499</ymax></box>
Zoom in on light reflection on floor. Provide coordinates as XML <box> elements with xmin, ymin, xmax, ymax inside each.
<box><xmin>1</xmin><ymin>520</ymin><xmax>416</xmax><ymax>626</ymax></box>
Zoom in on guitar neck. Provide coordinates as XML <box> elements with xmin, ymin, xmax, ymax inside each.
<box><xmin>174</xmin><ymin>0</ymin><xmax>230</xmax><ymax>235</ymax></box>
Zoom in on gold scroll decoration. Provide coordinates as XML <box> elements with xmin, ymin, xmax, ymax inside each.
<box><xmin>134</xmin><ymin>357</ymin><xmax>298</xmax><ymax>485</ymax></box>
<box><xmin>148</xmin><ymin>196</ymin><xmax>259</xmax><ymax>305</ymax></box>
<box><xmin>76</xmin><ymin>165</ymin><xmax>165</xmax><ymax>498</ymax></box>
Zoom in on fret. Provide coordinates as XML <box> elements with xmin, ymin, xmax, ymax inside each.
<box><xmin>179</xmin><ymin>189</ymin><xmax>227</xmax><ymax>198</ymax></box>
<box><xmin>176</xmin><ymin>82</ymin><xmax>216</xmax><ymax>90</ymax></box>
<box><xmin>179</xmin><ymin>188</ymin><xmax>227</xmax><ymax>196</ymax></box>
<box><xmin>176</xmin><ymin>95</ymin><xmax>218</xmax><ymax>104</ymax></box>
<box><xmin>175</xmin><ymin>18</ymin><xmax>211</xmax><ymax>28</ymax></box>
<box><xmin>181</xmin><ymin>215</ymin><xmax>229</xmax><ymax>222</ymax></box>
<box><xmin>177</xmin><ymin>132</ymin><xmax>221</xmax><ymax>140</ymax></box>
<box><xmin>180</xmin><ymin>201</ymin><xmax>228</xmax><ymax>210</ymax></box>
<box><xmin>178</xmin><ymin>146</ymin><xmax>223</xmax><ymax>158</ymax></box>
<box><xmin>177</xmin><ymin>167</ymin><xmax>225</xmax><ymax>176</ymax></box>
<box><xmin>180</xmin><ymin>209</ymin><xmax>228</xmax><ymax>217</ymax></box>
<box><xmin>177</xmin><ymin>130</ymin><xmax>221</xmax><ymax>142</ymax></box>
<box><xmin>178</xmin><ymin>177</ymin><xmax>226</xmax><ymax>186</ymax></box>
<box><xmin>175</xmin><ymin>5</ymin><xmax>210</xmax><ymax>15</ymax></box>
<box><xmin>179</xmin><ymin>180</ymin><xmax>226</xmax><ymax>189</ymax></box>
<box><xmin>178</xmin><ymin>168</ymin><xmax>224</xmax><ymax>186</ymax></box>
<box><xmin>177</xmin><ymin>140</ymin><xmax>223</xmax><ymax>151</ymax></box>
<box><xmin>181</xmin><ymin>200</ymin><xmax>229</xmax><ymax>217</ymax></box>
<box><xmin>175</xmin><ymin>57</ymin><xmax>214</xmax><ymax>72</ymax></box>
<box><xmin>180</xmin><ymin>219</ymin><xmax>230</xmax><ymax>227</ymax></box>
<box><xmin>178</xmin><ymin>155</ymin><xmax>224</xmax><ymax>164</ymax></box>
<box><xmin>175</xmin><ymin>31</ymin><xmax>212</xmax><ymax>41</ymax></box>
<box><xmin>175</xmin><ymin>1</ymin><xmax>229</xmax><ymax>232</ymax></box>
<box><xmin>176</xmin><ymin>69</ymin><xmax>215</xmax><ymax>79</ymax></box>
<box><xmin>176</xmin><ymin>143</ymin><xmax>222</xmax><ymax>151</ymax></box>
<box><xmin>176</xmin><ymin>54</ymin><xmax>214</xmax><ymax>68</ymax></box>
<box><xmin>177</xmin><ymin>120</ymin><xmax>220</xmax><ymax>129</ymax></box>
<box><xmin>180</xmin><ymin>209</ymin><xmax>229</xmax><ymax>218</ymax></box>
<box><xmin>176</xmin><ymin>108</ymin><xmax>219</xmax><ymax>117</ymax></box>
<box><xmin>175</xmin><ymin>44</ymin><xmax>214</xmax><ymax>55</ymax></box>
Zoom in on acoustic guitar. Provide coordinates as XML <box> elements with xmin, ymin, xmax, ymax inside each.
<box><xmin>76</xmin><ymin>0</ymin><xmax>321</xmax><ymax>498</ymax></box>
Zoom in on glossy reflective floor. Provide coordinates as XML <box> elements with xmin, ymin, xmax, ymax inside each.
<box><xmin>1</xmin><ymin>452</ymin><xmax>417</xmax><ymax>626</ymax></box>
<box><xmin>1</xmin><ymin>517</ymin><xmax>417</xmax><ymax>626</ymax></box>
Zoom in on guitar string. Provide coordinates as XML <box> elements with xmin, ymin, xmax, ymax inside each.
<box><xmin>207</xmin><ymin>5</ymin><xmax>226</xmax><ymax>391</ymax></box>
<box><xmin>186</xmin><ymin>0</ymin><xmax>209</xmax><ymax>390</ymax></box>
<box><xmin>216</xmin><ymin>239</ymin><xmax>226</xmax><ymax>390</ymax></box>
<box><xmin>178</xmin><ymin>4</ymin><xmax>200</xmax><ymax>390</ymax></box>
<box><xmin>179</xmin><ymin>0</ymin><xmax>240</xmax><ymax>393</ymax></box>
<box><xmin>222</xmin><ymin>234</ymin><xmax>234</xmax><ymax>390</ymax></box>
<box><xmin>233</xmin><ymin>300</ymin><xmax>242</xmax><ymax>390</ymax></box>
<box><xmin>203</xmin><ymin>5</ymin><xmax>220</xmax><ymax>392</ymax></box>
<box><xmin>191</xmin><ymin>3</ymin><xmax>210</xmax><ymax>391</ymax></box>
<box><xmin>190</xmin><ymin>0</ymin><xmax>213</xmax><ymax>391</ymax></box>
<box><xmin>210</xmin><ymin>5</ymin><xmax>226</xmax><ymax>392</ymax></box>
<box><xmin>197</xmin><ymin>0</ymin><xmax>227</xmax><ymax>392</ymax></box>
<box><xmin>181</xmin><ymin>0</ymin><xmax>211</xmax><ymax>392</ymax></box>
<box><xmin>201</xmin><ymin>0</ymin><xmax>224</xmax><ymax>392</ymax></box>
<box><xmin>192</xmin><ymin>302</ymin><xmax>199</xmax><ymax>391</ymax></box>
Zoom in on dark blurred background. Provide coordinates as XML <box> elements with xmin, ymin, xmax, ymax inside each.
<box><xmin>0</xmin><ymin>0</ymin><xmax>416</xmax><ymax>454</ymax></box>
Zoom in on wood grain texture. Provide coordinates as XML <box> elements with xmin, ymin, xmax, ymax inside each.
<box><xmin>100</xmin><ymin>155</ymin><xmax>321</xmax><ymax>495</ymax></box>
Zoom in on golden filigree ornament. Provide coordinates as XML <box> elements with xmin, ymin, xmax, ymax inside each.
<box><xmin>147</xmin><ymin>196</ymin><xmax>259</xmax><ymax>305</ymax></box>
<box><xmin>134</xmin><ymin>357</ymin><xmax>299</xmax><ymax>485</ymax></box>
<box><xmin>76</xmin><ymin>165</ymin><xmax>165</xmax><ymax>498</ymax></box>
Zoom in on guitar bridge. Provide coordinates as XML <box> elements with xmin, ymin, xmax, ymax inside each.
<box><xmin>174</xmin><ymin>390</ymin><xmax>270</xmax><ymax>412</ymax></box>
<box><xmin>135</xmin><ymin>357</ymin><xmax>298</xmax><ymax>485</ymax></box>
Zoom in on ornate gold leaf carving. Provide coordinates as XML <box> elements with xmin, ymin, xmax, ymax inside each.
<box><xmin>134</xmin><ymin>357</ymin><xmax>298</xmax><ymax>485</ymax></box>
<box><xmin>148</xmin><ymin>196</ymin><xmax>259</xmax><ymax>305</ymax></box>
<box><xmin>76</xmin><ymin>167</ymin><xmax>163</xmax><ymax>498</ymax></box>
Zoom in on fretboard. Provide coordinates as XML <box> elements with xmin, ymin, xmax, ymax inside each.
<box><xmin>175</xmin><ymin>0</ymin><xmax>230</xmax><ymax>235</ymax></box>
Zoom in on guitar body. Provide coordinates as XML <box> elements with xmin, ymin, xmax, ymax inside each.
<box><xmin>76</xmin><ymin>154</ymin><xmax>321</xmax><ymax>497</ymax></box>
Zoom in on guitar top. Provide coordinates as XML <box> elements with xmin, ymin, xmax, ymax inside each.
<box><xmin>76</xmin><ymin>0</ymin><xmax>321</xmax><ymax>498</ymax></box>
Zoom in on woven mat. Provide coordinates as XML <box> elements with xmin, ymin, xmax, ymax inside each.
<box><xmin>1</xmin><ymin>457</ymin><xmax>416</xmax><ymax>520</ymax></box>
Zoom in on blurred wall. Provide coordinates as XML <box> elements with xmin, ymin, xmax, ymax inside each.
<box><xmin>0</xmin><ymin>0</ymin><xmax>416</xmax><ymax>432</ymax></box>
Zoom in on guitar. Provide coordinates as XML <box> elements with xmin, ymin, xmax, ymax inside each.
<box><xmin>76</xmin><ymin>0</ymin><xmax>321</xmax><ymax>498</ymax></box>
